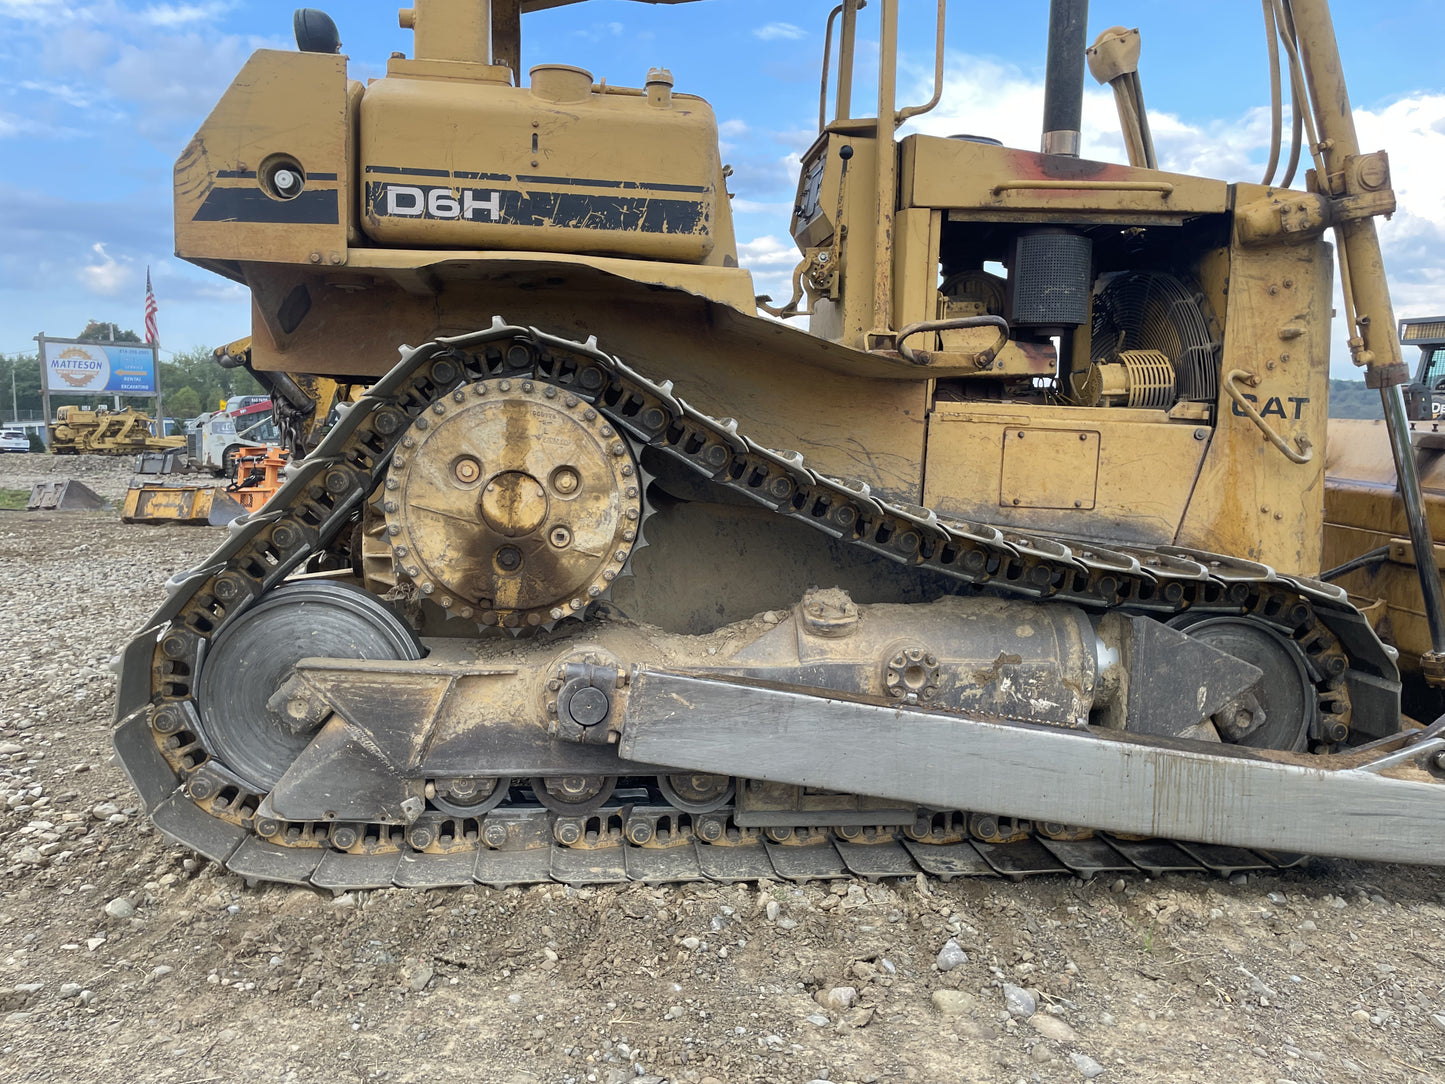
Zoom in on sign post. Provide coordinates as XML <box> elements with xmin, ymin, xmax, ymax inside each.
<box><xmin>35</xmin><ymin>334</ymin><xmax>164</xmax><ymax>443</ymax></box>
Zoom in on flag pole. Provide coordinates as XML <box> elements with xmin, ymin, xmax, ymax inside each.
<box><xmin>145</xmin><ymin>267</ymin><xmax>163</xmax><ymax>428</ymax></box>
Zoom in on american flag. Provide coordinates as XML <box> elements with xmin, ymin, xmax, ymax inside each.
<box><xmin>144</xmin><ymin>267</ymin><xmax>159</xmax><ymax>346</ymax></box>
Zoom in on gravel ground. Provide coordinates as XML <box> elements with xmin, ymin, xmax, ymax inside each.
<box><xmin>1</xmin><ymin>454</ymin><xmax>1444</xmax><ymax>1084</ymax></box>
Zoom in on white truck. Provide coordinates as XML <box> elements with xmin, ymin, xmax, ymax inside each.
<box><xmin>186</xmin><ymin>397</ymin><xmax>277</xmax><ymax>475</ymax></box>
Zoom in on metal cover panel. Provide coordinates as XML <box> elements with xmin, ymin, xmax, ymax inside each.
<box><xmin>624</xmin><ymin>845</ymin><xmax>705</xmax><ymax>883</ymax></box>
<box><xmin>394</xmin><ymin>851</ymin><xmax>481</xmax><ymax>889</ymax></box>
<box><xmin>474</xmin><ymin>847</ymin><xmax>553</xmax><ymax>888</ymax></box>
<box><xmin>226</xmin><ymin>837</ymin><xmax>324</xmax><ymax>886</ymax></box>
<box><xmin>1173</xmin><ymin>842</ymin><xmax>1274</xmax><ymax>877</ymax></box>
<box><xmin>696</xmin><ymin>843</ymin><xmax>778</xmax><ymax>883</ymax></box>
<box><xmin>550</xmin><ymin>846</ymin><xmax>627</xmax><ymax>885</ymax></box>
<box><xmin>1000</xmin><ymin>428</ymin><xmax>1098</xmax><ymax>510</ymax></box>
<box><xmin>764</xmin><ymin>840</ymin><xmax>847</xmax><ymax>881</ymax></box>
<box><xmin>1103</xmin><ymin>836</ymin><xmax>1205</xmax><ymax>876</ymax></box>
<box><xmin>901</xmin><ymin>839</ymin><xmax>995</xmax><ymax>879</ymax></box>
<box><xmin>1037</xmin><ymin>837</ymin><xmax>1135</xmax><ymax>879</ymax></box>
<box><xmin>112</xmin><ymin>712</ymin><xmax>179</xmax><ymax>813</ymax></box>
<box><xmin>311</xmin><ymin>850</ymin><xmax>403</xmax><ymax>890</ymax></box>
<box><xmin>975</xmin><ymin>839</ymin><xmax>1069</xmax><ymax>880</ymax></box>
<box><xmin>834</xmin><ymin>840</ymin><xmax>919</xmax><ymax>881</ymax></box>
<box><xmin>151</xmin><ymin>795</ymin><xmax>245</xmax><ymax>863</ymax></box>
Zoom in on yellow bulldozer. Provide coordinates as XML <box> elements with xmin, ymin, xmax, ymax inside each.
<box><xmin>113</xmin><ymin>0</ymin><xmax>1445</xmax><ymax>890</ymax></box>
<box><xmin>49</xmin><ymin>405</ymin><xmax>185</xmax><ymax>456</ymax></box>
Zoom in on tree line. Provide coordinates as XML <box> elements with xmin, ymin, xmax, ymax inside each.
<box><xmin>1</xmin><ymin>321</ymin><xmax>263</xmax><ymax>423</ymax></box>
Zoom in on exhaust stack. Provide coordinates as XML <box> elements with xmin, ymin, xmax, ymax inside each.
<box><xmin>1041</xmin><ymin>0</ymin><xmax>1088</xmax><ymax>156</ymax></box>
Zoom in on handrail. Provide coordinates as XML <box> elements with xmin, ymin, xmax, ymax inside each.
<box><xmin>1223</xmin><ymin>369</ymin><xmax>1313</xmax><ymax>464</ymax></box>
<box><xmin>818</xmin><ymin>3</ymin><xmax>845</xmax><ymax>132</ymax></box>
<box><xmin>896</xmin><ymin>315</ymin><xmax>1009</xmax><ymax>364</ymax></box>
<box><xmin>897</xmin><ymin>1</ymin><xmax>947</xmax><ymax>125</ymax></box>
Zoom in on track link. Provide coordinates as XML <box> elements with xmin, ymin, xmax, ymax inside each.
<box><xmin>112</xmin><ymin>320</ymin><xmax>1397</xmax><ymax>887</ymax></box>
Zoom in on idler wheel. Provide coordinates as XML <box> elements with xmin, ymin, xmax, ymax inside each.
<box><xmin>1171</xmin><ymin>615</ymin><xmax>1314</xmax><ymax>752</ymax></box>
<box><xmin>431</xmin><ymin>777</ymin><xmax>511</xmax><ymax>818</ymax></box>
<box><xmin>656</xmin><ymin>773</ymin><xmax>734</xmax><ymax>814</ymax></box>
<box><xmin>194</xmin><ymin>582</ymin><xmax>422</xmax><ymax>791</ymax></box>
<box><xmin>530</xmin><ymin>774</ymin><xmax>617</xmax><ymax>814</ymax></box>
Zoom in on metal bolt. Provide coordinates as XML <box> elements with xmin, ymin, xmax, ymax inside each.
<box><xmin>408</xmin><ymin>824</ymin><xmax>435</xmax><ymax>850</ymax></box>
<box><xmin>330</xmin><ymin>826</ymin><xmax>359</xmax><ymax>850</ymax></box>
<box><xmin>454</xmin><ymin>458</ymin><xmax>480</xmax><ymax>484</ymax></box>
<box><xmin>550</xmin><ymin>526</ymin><xmax>573</xmax><ymax>548</ymax></box>
<box><xmin>482</xmin><ymin>822</ymin><xmax>508</xmax><ymax>848</ymax></box>
<box><xmin>627</xmin><ymin>820</ymin><xmax>654</xmax><ymax>845</ymax></box>
<box><xmin>553</xmin><ymin>468</ymin><xmax>579</xmax><ymax>494</ymax></box>
<box><xmin>187</xmin><ymin>773</ymin><xmax>217</xmax><ymax>801</ymax></box>
<box><xmin>152</xmin><ymin>706</ymin><xmax>182</xmax><ymax>734</ymax></box>
<box><xmin>496</xmin><ymin>546</ymin><xmax>522</xmax><ymax>572</ymax></box>
<box><xmin>554</xmin><ymin>820</ymin><xmax>582</xmax><ymax>846</ymax></box>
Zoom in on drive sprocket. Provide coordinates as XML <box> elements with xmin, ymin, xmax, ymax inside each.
<box><xmin>377</xmin><ymin>377</ymin><xmax>644</xmax><ymax>629</ymax></box>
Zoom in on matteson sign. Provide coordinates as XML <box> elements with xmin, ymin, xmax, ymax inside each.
<box><xmin>42</xmin><ymin>342</ymin><xmax>157</xmax><ymax>394</ymax></box>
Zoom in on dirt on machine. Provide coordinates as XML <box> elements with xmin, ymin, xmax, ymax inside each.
<box><xmin>110</xmin><ymin>0</ymin><xmax>1445</xmax><ymax>892</ymax></box>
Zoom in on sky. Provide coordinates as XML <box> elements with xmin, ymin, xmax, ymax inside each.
<box><xmin>2</xmin><ymin>0</ymin><xmax>1445</xmax><ymax>379</ymax></box>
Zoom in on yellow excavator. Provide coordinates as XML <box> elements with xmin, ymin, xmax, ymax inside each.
<box><xmin>113</xmin><ymin>0</ymin><xmax>1445</xmax><ymax>890</ymax></box>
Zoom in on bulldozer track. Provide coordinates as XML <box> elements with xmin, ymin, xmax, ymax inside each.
<box><xmin>113</xmin><ymin>319</ymin><xmax>1381</xmax><ymax>888</ymax></box>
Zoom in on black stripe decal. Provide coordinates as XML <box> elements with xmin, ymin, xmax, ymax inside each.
<box><xmin>365</xmin><ymin>164</ymin><xmax>708</xmax><ymax>194</ymax></box>
<box><xmin>364</xmin><ymin>164</ymin><xmax>451</xmax><ymax>177</ymax></box>
<box><xmin>364</xmin><ymin>181</ymin><xmax>706</xmax><ymax>235</ymax></box>
<box><xmin>194</xmin><ymin>188</ymin><xmax>339</xmax><ymax>224</ymax></box>
<box><xmin>215</xmin><ymin>170</ymin><xmax>337</xmax><ymax>182</ymax></box>
<box><xmin>517</xmin><ymin>174</ymin><xmax>710</xmax><ymax>194</ymax></box>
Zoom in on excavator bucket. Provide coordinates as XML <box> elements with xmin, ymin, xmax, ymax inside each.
<box><xmin>121</xmin><ymin>484</ymin><xmax>247</xmax><ymax>526</ymax></box>
<box><xmin>26</xmin><ymin>480</ymin><xmax>109</xmax><ymax>512</ymax></box>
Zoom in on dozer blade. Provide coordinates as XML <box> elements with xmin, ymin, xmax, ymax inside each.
<box><xmin>26</xmin><ymin>480</ymin><xmax>109</xmax><ymax>512</ymax></box>
<box><xmin>618</xmin><ymin>669</ymin><xmax>1445</xmax><ymax>867</ymax></box>
<box><xmin>121</xmin><ymin>484</ymin><xmax>246</xmax><ymax>526</ymax></box>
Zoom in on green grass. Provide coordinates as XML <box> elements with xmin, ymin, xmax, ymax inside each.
<box><xmin>0</xmin><ymin>488</ymin><xmax>30</xmax><ymax>510</ymax></box>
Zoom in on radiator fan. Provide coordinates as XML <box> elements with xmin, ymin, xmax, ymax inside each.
<box><xmin>1071</xmin><ymin>271</ymin><xmax>1219</xmax><ymax>407</ymax></box>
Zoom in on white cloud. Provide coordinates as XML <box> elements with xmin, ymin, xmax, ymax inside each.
<box><xmin>732</xmin><ymin>198</ymin><xmax>792</xmax><ymax>216</ymax></box>
<box><xmin>0</xmin><ymin>0</ymin><xmax>78</xmax><ymax>23</ymax></box>
<box><xmin>573</xmin><ymin>20</ymin><xmax>623</xmax><ymax>41</ymax></box>
<box><xmin>78</xmin><ymin>241</ymin><xmax>133</xmax><ymax>296</ymax></box>
<box><xmin>19</xmin><ymin>79</ymin><xmax>92</xmax><ymax>108</ymax></box>
<box><xmin>754</xmin><ymin>23</ymin><xmax>805</xmax><ymax>42</ymax></box>
<box><xmin>0</xmin><ymin>108</ymin><xmax>85</xmax><ymax>138</ymax></box>
<box><xmin>738</xmin><ymin>235</ymin><xmax>798</xmax><ymax>270</ymax></box>
<box><xmin>141</xmin><ymin>2</ymin><xmax>230</xmax><ymax>27</ymax></box>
